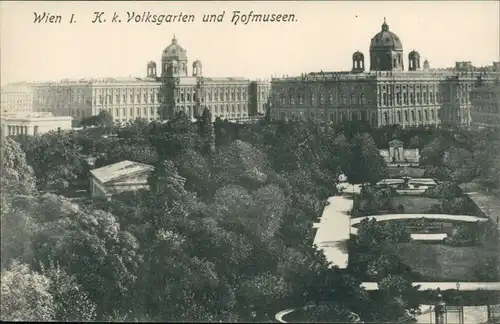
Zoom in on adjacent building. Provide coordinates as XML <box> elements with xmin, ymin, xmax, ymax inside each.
<box><xmin>470</xmin><ymin>84</ymin><xmax>500</xmax><ymax>128</ymax></box>
<box><xmin>269</xmin><ymin>19</ymin><xmax>500</xmax><ymax>127</ymax></box>
<box><xmin>1</xmin><ymin>83</ymin><xmax>34</xmax><ymax>114</ymax></box>
<box><xmin>0</xmin><ymin>112</ymin><xmax>72</xmax><ymax>137</ymax></box>
<box><xmin>89</xmin><ymin>160</ymin><xmax>155</xmax><ymax>198</ymax></box>
<box><xmin>9</xmin><ymin>36</ymin><xmax>270</xmax><ymax>125</ymax></box>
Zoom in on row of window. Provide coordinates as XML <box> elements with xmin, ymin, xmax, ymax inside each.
<box><xmin>472</xmin><ymin>115</ymin><xmax>500</xmax><ymax>125</ymax></box>
<box><xmin>111</xmin><ymin>107</ymin><xmax>159</xmax><ymax>118</ymax></box>
<box><xmin>96</xmin><ymin>93</ymin><xmax>161</xmax><ymax>105</ymax></box>
<box><xmin>94</xmin><ymin>92</ymin><xmax>257</xmax><ymax>105</ymax></box>
<box><xmin>474</xmin><ymin>104</ymin><xmax>500</xmax><ymax>114</ymax></box>
<box><xmin>277</xmin><ymin>93</ymin><xmax>367</xmax><ymax>106</ymax></box>
<box><xmin>472</xmin><ymin>93</ymin><xmax>499</xmax><ymax>100</ymax></box>
<box><xmin>382</xmin><ymin>109</ymin><xmax>436</xmax><ymax>124</ymax></box>
<box><xmin>113</xmin><ymin>112</ymin><xmax>250</xmax><ymax>124</ymax></box>
<box><xmin>106</xmin><ymin>102</ymin><xmax>251</xmax><ymax>118</ymax></box>
<box><xmin>380</xmin><ymin>92</ymin><xmax>442</xmax><ymax>105</ymax></box>
<box><xmin>274</xmin><ymin>108</ymin><xmax>438</xmax><ymax>124</ymax></box>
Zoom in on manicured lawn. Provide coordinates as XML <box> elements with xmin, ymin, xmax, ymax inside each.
<box><xmin>389</xmin><ymin>196</ymin><xmax>440</xmax><ymax>214</ymax></box>
<box><xmin>383</xmin><ymin>242</ymin><xmax>498</xmax><ymax>281</ymax></box>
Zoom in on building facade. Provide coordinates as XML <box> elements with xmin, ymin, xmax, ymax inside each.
<box><xmin>0</xmin><ymin>112</ymin><xmax>72</xmax><ymax>137</ymax></box>
<box><xmin>89</xmin><ymin>160</ymin><xmax>154</xmax><ymax>198</ymax></box>
<box><xmin>9</xmin><ymin>36</ymin><xmax>270</xmax><ymax>124</ymax></box>
<box><xmin>470</xmin><ymin>84</ymin><xmax>500</xmax><ymax>128</ymax></box>
<box><xmin>1</xmin><ymin>84</ymin><xmax>34</xmax><ymax>114</ymax></box>
<box><xmin>269</xmin><ymin>19</ymin><xmax>500</xmax><ymax>127</ymax></box>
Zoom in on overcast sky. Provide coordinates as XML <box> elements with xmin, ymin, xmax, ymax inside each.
<box><xmin>1</xmin><ymin>1</ymin><xmax>499</xmax><ymax>85</ymax></box>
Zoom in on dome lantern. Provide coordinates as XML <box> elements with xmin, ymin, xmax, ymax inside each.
<box><xmin>381</xmin><ymin>17</ymin><xmax>389</xmax><ymax>31</ymax></box>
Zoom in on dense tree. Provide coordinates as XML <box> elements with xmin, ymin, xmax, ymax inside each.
<box><xmin>1</xmin><ymin>137</ymin><xmax>38</xmax><ymax>268</ymax></box>
<box><xmin>1</xmin><ymin>137</ymin><xmax>36</xmax><ymax>195</ymax></box>
<box><xmin>13</xmin><ymin>118</ymin><xmax>495</xmax><ymax>321</ymax></box>
<box><xmin>214</xmin><ymin>140</ymin><xmax>269</xmax><ymax>189</ymax></box>
<box><xmin>80</xmin><ymin>109</ymin><xmax>113</xmax><ymax>128</ymax></box>
<box><xmin>15</xmin><ymin>131</ymin><xmax>89</xmax><ymax>190</ymax></box>
<box><xmin>1</xmin><ymin>262</ymin><xmax>55</xmax><ymax>321</ymax></box>
<box><xmin>93</xmin><ymin>142</ymin><xmax>159</xmax><ymax>168</ymax></box>
<box><xmin>374</xmin><ymin>275</ymin><xmax>421</xmax><ymax>322</ymax></box>
<box><xmin>197</xmin><ymin>107</ymin><xmax>216</xmax><ymax>159</ymax></box>
<box><xmin>40</xmin><ymin>262</ymin><xmax>97</xmax><ymax>321</ymax></box>
<box><xmin>344</xmin><ymin>133</ymin><xmax>388</xmax><ymax>185</ymax></box>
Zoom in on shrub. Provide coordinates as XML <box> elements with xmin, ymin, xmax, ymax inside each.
<box><xmin>424</xmin><ymin>182</ymin><xmax>462</xmax><ymax>199</ymax></box>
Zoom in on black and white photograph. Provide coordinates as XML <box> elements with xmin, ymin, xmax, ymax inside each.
<box><xmin>1</xmin><ymin>1</ymin><xmax>499</xmax><ymax>323</ymax></box>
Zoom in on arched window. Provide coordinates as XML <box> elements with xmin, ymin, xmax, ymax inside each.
<box><xmin>360</xmin><ymin>93</ymin><xmax>365</xmax><ymax>105</ymax></box>
<box><xmin>418</xmin><ymin>111</ymin><xmax>422</xmax><ymax>121</ymax></box>
<box><xmin>340</xmin><ymin>94</ymin><xmax>346</xmax><ymax>105</ymax></box>
<box><xmin>411</xmin><ymin>110</ymin><xmax>415</xmax><ymax>122</ymax></box>
<box><xmin>403</xmin><ymin>93</ymin><xmax>408</xmax><ymax>104</ymax></box>
<box><xmin>129</xmin><ymin>94</ymin><xmax>133</xmax><ymax>103</ymax></box>
<box><xmin>383</xmin><ymin>93</ymin><xmax>388</xmax><ymax>105</ymax></box>
<box><xmin>144</xmin><ymin>94</ymin><xmax>148</xmax><ymax>103</ymax></box>
<box><xmin>410</xmin><ymin>93</ymin><xmax>414</xmax><ymax>104</ymax></box>
<box><xmin>425</xmin><ymin>110</ymin><xmax>429</xmax><ymax>120</ymax></box>
<box><xmin>404</xmin><ymin>110</ymin><xmax>408</xmax><ymax>122</ymax></box>
<box><xmin>351</xmin><ymin>93</ymin><xmax>355</xmax><ymax>105</ymax></box>
<box><xmin>397</xmin><ymin>111</ymin><xmax>401</xmax><ymax>122</ymax></box>
<box><xmin>384</xmin><ymin>112</ymin><xmax>388</xmax><ymax>124</ymax></box>
<box><xmin>417</xmin><ymin>93</ymin><xmax>421</xmax><ymax>104</ymax></box>
<box><xmin>396</xmin><ymin>93</ymin><xmax>401</xmax><ymax>105</ymax></box>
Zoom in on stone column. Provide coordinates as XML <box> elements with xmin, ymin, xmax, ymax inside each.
<box><xmin>24</xmin><ymin>126</ymin><xmax>28</xmax><ymax>135</ymax></box>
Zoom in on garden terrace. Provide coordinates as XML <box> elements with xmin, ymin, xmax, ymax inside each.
<box><xmin>352</xmin><ymin>185</ymin><xmax>485</xmax><ymax>218</ymax></box>
<box><xmin>382</xmin><ymin>241</ymin><xmax>499</xmax><ymax>282</ymax></box>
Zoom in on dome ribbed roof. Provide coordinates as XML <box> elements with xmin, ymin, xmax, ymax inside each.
<box><xmin>409</xmin><ymin>50</ymin><xmax>420</xmax><ymax>58</ymax></box>
<box><xmin>370</xmin><ymin>19</ymin><xmax>403</xmax><ymax>51</ymax></box>
<box><xmin>162</xmin><ymin>35</ymin><xmax>187</xmax><ymax>61</ymax></box>
<box><xmin>352</xmin><ymin>50</ymin><xmax>364</xmax><ymax>59</ymax></box>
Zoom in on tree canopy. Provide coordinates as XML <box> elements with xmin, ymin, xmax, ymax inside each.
<box><xmin>2</xmin><ymin>118</ymin><xmax>498</xmax><ymax>322</ymax></box>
